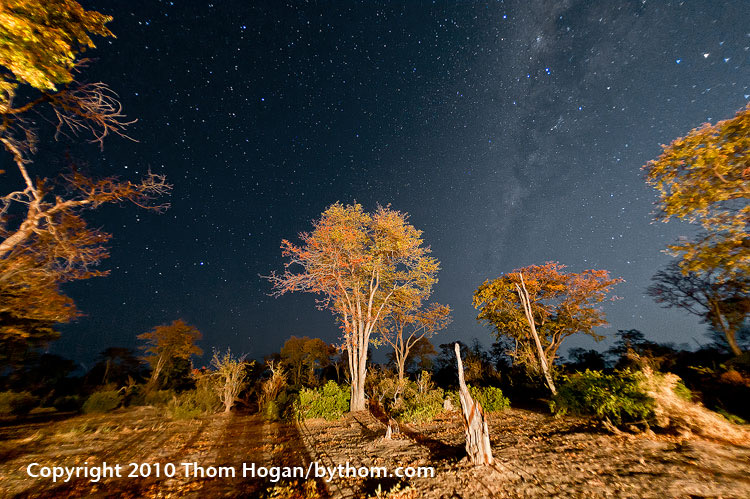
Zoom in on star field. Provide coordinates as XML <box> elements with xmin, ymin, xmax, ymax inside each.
<box><xmin>51</xmin><ymin>1</ymin><xmax>749</xmax><ymax>366</ymax></box>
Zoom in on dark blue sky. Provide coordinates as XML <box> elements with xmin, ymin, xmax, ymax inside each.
<box><xmin>47</xmin><ymin>1</ymin><xmax>749</xmax><ymax>368</ymax></box>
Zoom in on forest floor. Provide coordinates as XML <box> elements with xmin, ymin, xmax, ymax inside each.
<box><xmin>0</xmin><ymin>406</ymin><xmax>748</xmax><ymax>498</ymax></box>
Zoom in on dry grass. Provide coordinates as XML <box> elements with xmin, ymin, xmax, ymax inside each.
<box><xmin>641</xmin><ymin>367</ymin><xmax>750</xmax><ymax>445</ymax></box>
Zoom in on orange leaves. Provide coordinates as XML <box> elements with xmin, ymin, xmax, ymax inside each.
<box><xmin>473</xmin><ymin>261</ymin><xmax>622</xmax><ymax>371</ymax></box>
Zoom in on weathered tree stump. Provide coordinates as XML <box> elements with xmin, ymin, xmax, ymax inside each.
<box><xmin>455</xmin><ymin>342</ymin><xmax>493</xmax><ymax>465</ymax></box>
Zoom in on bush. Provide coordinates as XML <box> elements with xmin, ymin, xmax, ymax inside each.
<box><xmin>296</xmin><ymin>381</ymin><xmax>350</xmax><ymax>420</ymax></box>
<box><xmin>469</xmin><ymin>385</ymin><xmax>510</xmax><ymax>412</ymax></box>
<box><xmin>144</xmin><ymin>389</ymin><xmax>175</xmax><ymax>407</ymax></box>
<box><xmin>82</xmin><ymin>390</ymin><xmax>123</xmax><ymax>414</ymax></box>
<box><xmin>0</xmin><ymin>391</ymin><xmax>38</xmax><ymax>416</ymax></box>
<box><xmin>394</xmin><ymin>388</ymin><xmax>445</xmax><ymax>424</ymax></box>
<box><xmin>167</xmin><ymin>385</ymin><xmax>220</xmax><ymax>420</ymax></box>
<box><xmin>550</xmin><ymin>369</ymin><xmax>655</xmax><ymax>426</ymax></box>
<box><xmin>52</xmin><ymin>395</ymin><xmax>83</xmax><ymax>412</ymax></box>
<box><xmin>264</xmin><ymin>390</ymin><xmax>297</xmax><ymax>421</ymax></box>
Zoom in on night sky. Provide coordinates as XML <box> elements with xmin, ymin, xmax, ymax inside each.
<box><xmin>44</xmin><ymin>1</ymin><xmax>749</xmax><ymax>369</ymax></box>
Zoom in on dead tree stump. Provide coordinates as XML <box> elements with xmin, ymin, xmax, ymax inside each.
<box><xmin>455</xmin><ymin>342</ymin><xmax>493</xmax><ymax>465</ymax></box>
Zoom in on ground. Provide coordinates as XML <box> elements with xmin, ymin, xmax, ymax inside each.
<box><xmin>0</xmin><ymin>406</ymin><xmax>748</xmax><ymax>498</ymax></box>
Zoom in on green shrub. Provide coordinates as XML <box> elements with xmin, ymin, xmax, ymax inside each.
<box><xmin>144</xmin><ymin>389</ymin><xmax>175</xmax><ymax>407</ymax></box>
<box><xmin>296</xmin><ymin>381</ymin><xmax>350</xmax><ymax>420</ymax></box>
<box><xmin>394</xmin><ymin>388</ymin><xmax>445</xmax><ymax>424</ymax></box>
<box><xmin>264</xmin><ymin>390</ymin><xmax>298</xmax><ymax>421</ymax></box>
<box><xmin>672</xmin><ymin>380</ymin><xmax>693</xmax><ymax>401</ymax></box>
<box><xmin>550</xmin><ymin>369</ymin><xmax>655</xmax><ymax>426</ymax></box>
<box><xmin>0</xmin><ymin>391</ymin><xmax>38</xmax><ymax>416</ymax></box>
<box><xmin>82</xmin><ymin>390</ymin><xmax>123</xmax><ymax>414</ymax></box>
<box><xmin>52</xmin><ymin>395</ymin><xmax>83</xmax><ymax>412</ymax></box>
<box><xmin>166</xmin><ymin>386</ymin><xmax>220</xmax><ymax>420</ymax></box>
<box><xmin>469</xmin><ymin>385</ymin><xmax>510</xmax><ymax>412</ymax></box>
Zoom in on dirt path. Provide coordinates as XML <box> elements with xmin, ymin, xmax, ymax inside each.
<box><xmin>2</xmin><ymin>407</ymin><xmax>748</xmax><ymax>498</ymax></box>
<box><xmin>299</xmin><ymin>408</ymin><xmax>750</xmax><ymax>498</ymax></box>
<box><xmin>0</xmin><ymin>407</ymin><xmax>322</xmax><ymax>498</ymax></box>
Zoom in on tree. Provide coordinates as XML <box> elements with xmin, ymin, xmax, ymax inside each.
<box><xmin>643</xmin><ymin>104</ymin><xmax>750</xmax><ymax>280</ymax></box>
<box><xmin>280</xmin><ymin>336</ymin><xmax>334</xmax><ymax>386</ymax></box>
<box><xmin>0</xmin><ymin>0</ymin><xmax>170</xmax><ymax>346</ymax></box>
<box><xmin>85</xmin><ymin>347</ymin><xmax>147</xmax><ymax>387</ymax></box>
<box><xmin>380</xmin><ymin>299</ymin><xmax>451</xmax><ymax>384</ymax></box>
<box><xmin>404</xmin><ymin>336</ymin><xmax>438</xmax><ymax>373</ymax></box>
<box><xmin>210</xmin><ymin>348</ymin><xmax>249</xmax><ymax>413</ymax></box>
<box><xmin>266</xmin><ymin>202</ymin><xmax>440</xmax><ymax>411</ymax></box>
<box><xmin>647</xmin><ymin>261</ymin><xmax>749</xmax><ymax>356</ymax></box>
<box><xmin>137</xmin><ymin>319</ymin><xmax>203</xmax><ymax>389</ymax></box>
<box><xmin>473</xmin><ymin>262</ymin><xmax>622</xmax><ymax>385</ymax></box>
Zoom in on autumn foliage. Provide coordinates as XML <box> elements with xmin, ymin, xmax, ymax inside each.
<box><xmin>266</xmin><ymin>202</ymin><xmax>439</xmax><ymax>411</ymax></box>
<box><xmin>643</xmin><ymin>104</ymin><xmax>750</xmax><ymax>280</ymax></box>
<box><xmin>0</xmin><ymin>0</ymin><xmax>170</xmax><ymax>346</ymax></box>
<box><xmin>137</xmin><ymin>319</ymin><xmax>203</xmax><ymax>389</ymax></box>
<box><xmin>473</xmin><ymin>262</ymin><xmax>622</xmax><ymax>375</ymax></box>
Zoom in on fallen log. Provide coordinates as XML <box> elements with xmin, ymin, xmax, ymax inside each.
<box><xmin>455</xmin><ymin>342</ymin><xmax>493</xmax><ymax>465</ymax></box>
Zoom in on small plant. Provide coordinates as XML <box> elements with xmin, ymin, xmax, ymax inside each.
<box><xmin>82</xmin><ymin>390</ymin><xmax>123</xmax><ymax>414</ymax></box>
<box><xmin>0</xmin><ymin>391</ymin><xmax>38</xmax><ymax>416</ymax></box>
<box><xmin>296</xmin><ymin>381</ymin><xmax>350</xmax><ymax>420</ymax></box>
<box><xmin>469</xmin><ymin>385</ymin><xmax>510</xmax><ymax>412</ymax></box>
<box><xmin>369</xmin><ymin>482</ymin><xmax>418</xmax><ymax>499</ymax></box>
<box><xmin>550</xmin><ymin>369</ymin><xmax>655</xmax><ymax>426</ymax></box>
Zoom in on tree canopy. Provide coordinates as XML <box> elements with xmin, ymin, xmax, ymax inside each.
<box><xmin>0</xmin><ymin>0</ymin><xmax>169</xmax><ymax>347</ymax></box>
<box><xmin>266</xmin><ymin>202</ymin><xmax>440</xmax><ymax>411</ymax></box>
<box><xmin>643</xmin><ymin>104</ymin><xmax>750</xmax><ymax>280</ymax></box>
<box><xmin>473</xmin><ymin>262</ymin><xmax>622</xmax><ymax>373</ymax></box>
<box><xmin>137</xmin><ymin>319</ymin><xmax>203</xmax><ymax>388</ymax></box>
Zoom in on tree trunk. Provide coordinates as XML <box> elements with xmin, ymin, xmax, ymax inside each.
<box><xmin>349</xmin><ymin>344</ymin><xmax>368</xmax><ymax>411</ymax></box>
<box><xmin>516</xmin><ymin>275</ymin><xmax>557</xmax><ymax>395</ymax></box>
<box><xmin>455</xmin><ymin>343</ymin><xmax>493</xmax><ymax>465</ymax></box>
<box><xmin>396</xmin><ymin>355</ymin><xmax>406</xmax><ymax>385</ymax></box>
<box><xmin>713</xmin><ymin>303</ymin><xmax>743</xmax><ymax>357</ymax></box>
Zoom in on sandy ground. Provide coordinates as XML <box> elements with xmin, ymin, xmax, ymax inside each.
<box><xmin>0</xmin><ymin>406</ymin><xmax>748</xmax><ymax>498</ymax></box>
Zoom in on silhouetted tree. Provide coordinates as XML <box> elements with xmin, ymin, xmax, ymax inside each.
<box><xmin>647</xmin><ymin>261</ymin><xmax>749</xmax><ymax>356</ymax></box>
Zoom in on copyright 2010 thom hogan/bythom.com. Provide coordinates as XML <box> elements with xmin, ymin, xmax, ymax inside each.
<box><xmin>26</xmin><ymin>461</ymin><xmax>437</xmax><ymax>484</ymax></box>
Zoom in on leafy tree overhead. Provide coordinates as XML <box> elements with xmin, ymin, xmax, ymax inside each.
<box><xmin>643</xmin><ymin>104</ymin><xmax>750</xmax><ymax>280</ymax></box>
<box><xmin>266</xmin><ymin>202</ymin><xmax>440</xmax><ymax>411</ymax></box>
<box><xmin>473</xmin><ymin>262</ymin><xmax>622</xmax><ymax>376</ymax></box>
<box><xmin>647</xmin><ymin>261</ymin><xmax>749</xmax><ymax>356</ymax></box>
<box><xmin>137</xmin><ymin>319</ymin><xmax>203</xmax><ymax>389</ymax></box>
<box><xmin>0</xmin><ymin>0</ymin><xmax>170</xmax><ymax>346</ymax></box>
<box><xmin>0</xmin><ymin>0</ymin><xmax>112</xmax><ymax>98</ymax></box>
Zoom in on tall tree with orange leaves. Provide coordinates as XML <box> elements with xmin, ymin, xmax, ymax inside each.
<box><xmin>0</xmin><ymin>1</ymin><xmax>170</xmax><ymax>345</ymax></box>
<box><xmin>473</xmin><ymin>262</ymin><xmax>622</xmax><ymax>390</ymax></box>
<box><xmin>266</xmin><ymin>202</ymin><xmax>440</xmax><ymax>411</ymax></box>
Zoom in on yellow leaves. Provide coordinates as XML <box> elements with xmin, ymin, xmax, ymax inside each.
<box><xmin>0</xmin><ymin>0</ymin><xmax>113</xmax><ymax>101</ymax></box>
<box><xmin>643</xmin><ymin>104</ymin><xmax>750</xmax><ymax>281</ymax></box>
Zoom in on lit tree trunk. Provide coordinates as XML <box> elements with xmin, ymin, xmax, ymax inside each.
<box><xmin>516</xmin><ymin>274</ymin><xmax>557</xmax><ymax>395</ymax></box>
<box><xmin>712</xmin><ymin>301</ymin><xmax>743</xmax><ymax>357</ymax></box>
<box><xmin>455</xmin><ymin>343</ymin><xmax>493</xmax><ymax>465</ymax></box>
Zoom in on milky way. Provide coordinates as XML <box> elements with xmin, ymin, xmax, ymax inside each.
<box><xmin>48</xmin><ymin>1</ymin><xmax>749</xmax><ymax>366</ymax></box>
